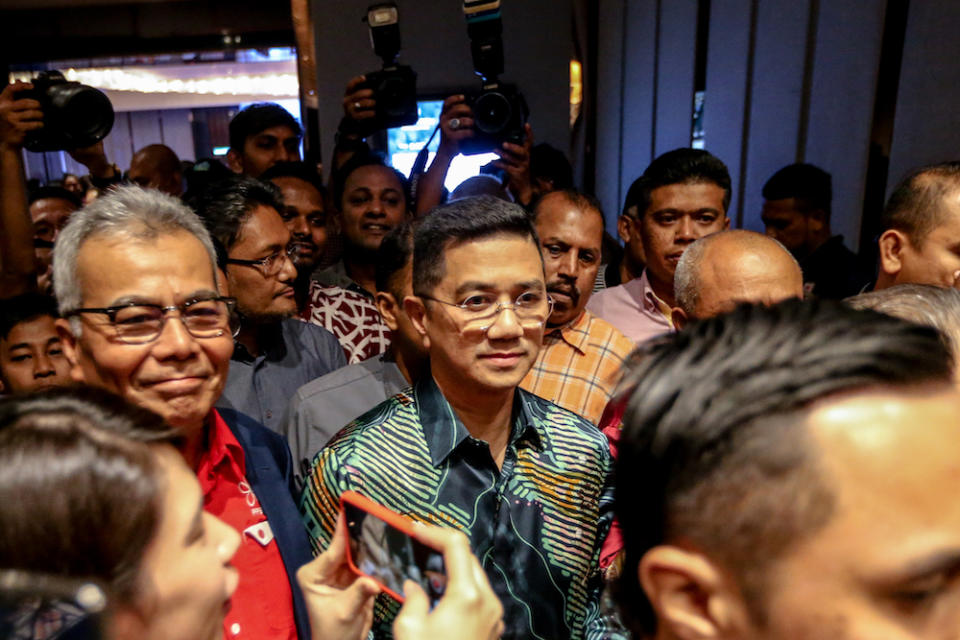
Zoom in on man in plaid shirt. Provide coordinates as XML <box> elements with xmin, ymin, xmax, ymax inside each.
<box><xmin>520</xmin><ymin>190</ymin><xmax>635</xmax><ymax>425</ymax></box>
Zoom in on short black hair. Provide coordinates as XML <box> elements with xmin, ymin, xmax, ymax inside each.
<box><xmin>228</xmin><ymin>103</ymin><xmax>302</xmax><ymax>152</ymax></box>
<box><xmin>28</xmin><ymin>185</ymin><xmax>82</xmax><ymax>210</ymax></box>
<box><xmin>531</xmin><ymin>188</ymin><xmax>604</xmax><ymax>227</ymax></box>
<box><xmin>634</xmin><ymin>148</ymin><xmax>732</xmax><ymax>217</ymax></box>
<box><xmin>332</xmin><ymin>151</ymin><xmax>409</xmax><ymax>212</ymax></box>
<box><xmin>260</xmin><ymin>161</ymin><xmax>328</xmax><ymax>201</ymax></box>
<box><xmin>375</xmin><ymin>221</ymin><xmax>416</xmax><ymax>297</ymax></box>
<box><xmin>530</xmin><ymin>143</ymin><xmax>574</xmax><ymax>190</ymax></box>
<box><xmin>413</xmin><ymin>196</ymin><xmax>540</xmax><ymax>296</ymax></box>
<box><xmin>188</xmin><ymin>176</ymin><xmax>283</xmax><ymax>250</ymax></box>
<box><xmin>880</xmin><ymin>161</ymin><xmax>960</xmax><ymax>246</ymax></box>
<box><xmin>0</xmin><ymin>293</ymin><xmax>59</xmax><ymax>340</ymax></box>
<box><xmin>762</xmin><ymin>163</ymin><xmax>832</xmax><ymax>214</ymax></box>
<box><xmin>621</xmin><ymin>175</ymin><xmax>645</xmax><ymax>218</ymax></box>
<box><xmin>615</xmin><ymin>299</ymin><xmax>953</xmax><ymax>636</ymax></box>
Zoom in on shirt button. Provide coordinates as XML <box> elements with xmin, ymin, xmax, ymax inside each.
<box><xmin>231</xmin><ymin>623</ymin><xmax>241</xmax><ymax>635</ymax></box>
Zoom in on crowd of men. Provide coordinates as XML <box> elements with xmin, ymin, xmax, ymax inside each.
<box><xmin>3</xmin><ymin>71</ymin><xmax>960</xmax><ymax>640</ymax></box>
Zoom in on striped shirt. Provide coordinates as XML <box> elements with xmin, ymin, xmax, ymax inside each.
<box><xmin>521</xmin><ymin>310</ymin><xmax>636</xmax><ymax>425</ymax></box>
<box><xmin>300</xmin><ymin>375</ymin><xmax>615</xmax><ymax>639</ymax></box>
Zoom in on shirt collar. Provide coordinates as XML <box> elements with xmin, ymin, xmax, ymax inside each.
<box><xmin>636</xmin><ymin>269</ymin><xmax>674</xmax><ymax>321</ymax></box>
<box><xmin>415</xmin><ymin>374</ymin><xmax>544</xmax><ymax>467</ymax></box>
<box><xmin>311</xmin><ymin>261</ymin><xmax>373</xmax><ymax>298</ymax></box>
<box><xmin>204</xmin><ymin>409</ymin><xmax>247</xmax><ymax>476</ymax></box>
<box><xmin>232</xmin><ymin>320</ymin><xmax>288</xmax><ymax>363</ymax></box>
<box><xmin>543</xmin><ymin>310</ymin><xmax>592</xmax><ymax>355</ymax></box>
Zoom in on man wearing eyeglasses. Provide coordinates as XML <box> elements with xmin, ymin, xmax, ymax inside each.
<box><xmin>190</xmin><ymin>177</ymin><xmax>346</xmax><ymax>434</ymax></box>
<box><xmin>52</xmin><ymin>185</ymin><xmax>313</xmax><ymax>640</ymax></box>
<box><xmin>301</xmin><ymin>196</ymin><xmax>615</xmax><ymax>639</ymax></box>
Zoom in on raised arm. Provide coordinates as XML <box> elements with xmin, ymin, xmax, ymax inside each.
<box><xmin>0</xmin><ymin>82</ymin><xmax>42</xmax><ymax>297</ymax></box>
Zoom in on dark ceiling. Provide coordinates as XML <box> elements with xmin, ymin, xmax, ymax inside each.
<box><xmin>0</xmin><ymin>0</ymin><xmax>294</xmax><ymax>66</ymax></box>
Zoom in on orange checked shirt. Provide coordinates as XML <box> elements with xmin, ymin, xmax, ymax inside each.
<box><xmin>520</xmin><ymin>309</ymin><xmax>636</xmax><ymax>425</ymax></box>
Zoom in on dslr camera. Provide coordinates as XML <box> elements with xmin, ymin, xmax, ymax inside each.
<box><xmin>460</xmin><ymin>0</ymin><xmax>528</xmax><ymax>156</ymax></box>
<box><xmin>17</xmin><ymin>70</ymin><xmax>115</xmax><ymax>152</ymax></box>
<box><xmin>359</xmin><ymin>2</ymin><xmax>418</xmax><ymax>134</ymax></box>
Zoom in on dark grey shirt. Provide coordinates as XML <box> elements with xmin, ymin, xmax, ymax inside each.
<box><xmin>218</xmin><ymin>318</ymin><xmax>347</xmax><ymax>434</ymax></box>
<box><xmin>282</xmin><ymin>354</ymin><xmax>408</xmax><ymax>474</ymax></box>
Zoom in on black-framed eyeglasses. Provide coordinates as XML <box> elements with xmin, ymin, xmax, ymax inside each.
<box><xmin>419</xmin><ymin>291</ymin><xmax>554</xmax><ymax>332</ymax></box>
<box><xmin>225</xmin><ymin>246</ymin><xmax>296</xmax><ymax>277</ymax></box>
<box><xmin>64</xmin><ymin>296</ymin><xmax>238</xmax><ymax>345</ymax></box>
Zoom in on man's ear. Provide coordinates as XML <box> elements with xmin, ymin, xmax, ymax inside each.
<box><xmin>225</xmin><ymin>149</ymin><xmax>244</xmax><ymax>174</ymax></box>
<box><xmin>640</xmin><ymin>545</ymin><xmax>749</xmax><ymax>640</ymax></box>
<box><xmin>722</xmin><ymin>215</ymin><xmax>731</xmax><ymax>231</ymax></box>
<box><xmin>617</xmin><ymin>215</ymin><xmax>633</xmax><ymax>244</ymax></box>
<box><xmin>671</xmin><ymin>307</ymin><xmax>688</xmax><ymax>331</ymax></box>
<box><xmin>403</xmin><ymin>295</ymin><xmax>430</xmax><ymax>350</ymax></box>
<box><xmin>878</xmin><ymin>229</ymin><xmax>907</xmax><ymax>277</ymax></box>
<box><xmin>376</xmin><ymin>291</ymin><xmax>401</xmax><ymax>332</ymax></box>
<box><xmin>55</xmin><ymin>318</ymin><xmax>86</xmax><ymax>383</ymax></box>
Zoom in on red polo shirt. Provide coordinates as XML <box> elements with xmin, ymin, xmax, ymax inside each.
<box><xmin>198</xmin><ymin>410</ymin><xmax>297</xmax><ymax>640</ymax></box>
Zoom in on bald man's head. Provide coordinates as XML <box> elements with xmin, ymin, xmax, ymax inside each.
<box><xmin>128</xmin><ymin>144</ymin><xmax>182</xmax><ymax>197</ymax></box>
<box><xmin>674</xmin><ymin>229</ymin><xmax>803</xmax><ymax>324</ymax></box>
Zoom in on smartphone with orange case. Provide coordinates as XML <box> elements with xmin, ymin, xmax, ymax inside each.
<box><xmin>340</xmin><ymin>491</ymin><xmax>447</xmax><ymax>605</ymax></box>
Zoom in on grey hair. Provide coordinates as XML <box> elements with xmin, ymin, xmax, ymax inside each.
<box><xmin>674</xmin><ymin>230</ymin><xmax>798</xmax><ymax>316</ymax></box>
<box><xmin>53</xmin><ymin>186</ymin><xmax>218</xmax><ymax>334</ymax></box>
<box><xmin>847</xmin><ymin>284</ymin><xmax>960</xmax><ymax>363</ymax></box>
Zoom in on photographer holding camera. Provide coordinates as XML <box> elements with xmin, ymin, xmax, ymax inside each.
<box><xmin>0</xmin><ymin>77</ymin><xmax>118</xmax><ymax>299</ymax></box>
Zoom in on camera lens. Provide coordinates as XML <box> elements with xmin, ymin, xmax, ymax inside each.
<box><xmin>59</xmin><ymin>87</ymin><xmax>114</xmax><ymax>148</ymax></box>
<box><xmin>473</xmin><ymin>91</ymin><xmax>512</xmax><ymax>134</ymax></box>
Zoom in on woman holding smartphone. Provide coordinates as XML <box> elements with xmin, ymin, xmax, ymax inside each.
<box><xmin>0</xmin><ymin>388</ymin><xmax>503</xmax><ymax>640</ymax></box>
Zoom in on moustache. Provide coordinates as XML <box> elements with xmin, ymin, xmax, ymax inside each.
<box><xmin>547</xmin><ymin>281</ymin><xmax>580</xmax><ymax>306</ymax></box>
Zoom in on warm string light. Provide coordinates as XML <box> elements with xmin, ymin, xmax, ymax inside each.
<box><xmin>10</xmin><ymin>67</ymin><xmax>299</xmax><ymax>97</ymax></box>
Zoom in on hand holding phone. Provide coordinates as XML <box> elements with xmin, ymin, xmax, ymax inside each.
<box><xmin>393</xmin><ymin>527</ymin><xmax>505</xmax><ymax>640</ymax></box>
<box><xmin>341</xmin><ymin>491</ymin><xmax>446</xmax><ymax>605</ymax></box>
<box><xmin>296</xmin><ymin>513</ymin><xmax>381</xmax><ymax>640</ymax></box>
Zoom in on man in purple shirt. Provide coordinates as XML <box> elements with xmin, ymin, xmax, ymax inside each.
<box><xmin>587</xmin><ymin>148</ymin><xmax>731</xmax><ymax>343</ymax></box>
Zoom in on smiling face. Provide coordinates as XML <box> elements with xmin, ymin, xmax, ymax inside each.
<box><xmin>533</xmin><ymin>193</ymin><xmax>604</xmax><ymax>327</ymax></box>
<box><xmin>339</xmin><ymin>165</ymin><xmax>407</xmax><ymax>256</ymax></box>
<box><xmin>748</xmin><ymin>388</ymin><xmax>960</xmax><ymax>639</ymax></box>
<box><xmin>127</xmin><ymin>445</ymin><xmax>239</xmax><ymax>640</ymax></box>
<box><xmin>270</xmin><ymin>176</ymin><xmax>327</xmax><ymax>272</ymax></box>
<box><xmin>0</xmin><ymin>315</ymin><xmax>72</xmax><ymax>393</ymax></box>
<box><xmin>59</xmin><ymin>231</ymin><xmax>233</xmax><ymax>433</ymax></box>
<box><xmin>411</xmin><ymin>235</ymin><xmax>546</xmax><ymax>395</ymax></box>
<box><xmin>225</xmin><ymin>205</ymin><xmax>298</xmax><ymax>321</ymax></box>
<box><xmin>640</xmin><ymin>181</ymin><xmax>729</xmax><ymax>301</ymax></box>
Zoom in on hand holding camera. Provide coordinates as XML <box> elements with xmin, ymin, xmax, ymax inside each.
<box><xmin>493</xmin><ymin>122</ymin><xmax>534</xmax><ymax>206</ymax></box>
<box><xmin>0</xmin><ymin>82</ymin><xmax>43</xmax><ymax>151</ymax></box>
<box><xmin>14</xmin><ymin>71</ymin><xmax>114</xmax><ymax>153</ymax></box>
<box><xmin>437</xmin><ymin>94</ymin><xmax>475</xmax><ymax>158</ymax></box>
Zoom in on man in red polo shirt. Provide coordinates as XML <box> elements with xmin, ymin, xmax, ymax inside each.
<box><xmin>53</xmin><ymin>185</ymin><xmax>311</xmax><ymax>639</ymax></box>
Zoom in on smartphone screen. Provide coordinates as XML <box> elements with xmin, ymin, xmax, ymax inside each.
<box><xmin>343</xmin><ymin>501</ymin><xmax>447</xmax><ymax>607</ymax></box>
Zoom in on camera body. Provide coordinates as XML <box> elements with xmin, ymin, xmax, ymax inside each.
<box><xmin>460</xmin><ymin>0</ymin><xmax>528</xmax><ymax>155</ymax></box>
<box><xmin>360</xmin><ymin>64</ymin><xmax>418</xmax><ymax>133</ymax></box>
<box><xmin>360</xmin><ymin>2</ymin><xmax>418</xmax><ymax>134</ymax></box>
<box><xmin>461</xmin><ymin>82</ymin><xmax>528</xmax><ymax>156</ymax></box>
<box><xmin>17</xmin><ymin>71</ymin><xmax>114</xmax><ymax>152</ymax></box>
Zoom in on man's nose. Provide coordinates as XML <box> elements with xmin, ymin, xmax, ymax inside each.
<box><xmin>153</xmin><ymin>315</ymin><xmax>200</xmax><ymax>359</ymax></box>
<box><xmin>676</xmin><ymin>216</ymin><xmax>696</xmax><ymax>242</ymax></box>
<box><xmin>33</xmin><ymin>352</ymin><xmax>56</xmax><ymax>378</ymax></box>
<box><xmin>485</xmin><ymin>304</ymin><xmax>525</xmax><ymax>341</ymax></box>
<box><xmin>556</xmin><ymin>251</ymin><xmax>578</xmax><ymax>278</ymax></box>
<box><xmin>290</xmin><ymin>214</ymin><xmax>310</xmax><ymax>237</ymax></box>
